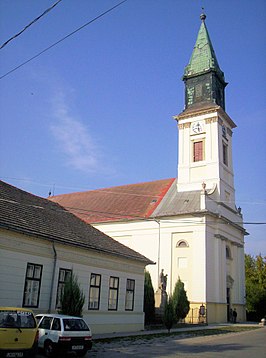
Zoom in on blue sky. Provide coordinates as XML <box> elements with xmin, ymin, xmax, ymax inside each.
<box><xmin>0</xmin><ymin>0</ymin><xmax>265</xmax><ymax>257</ymax></box>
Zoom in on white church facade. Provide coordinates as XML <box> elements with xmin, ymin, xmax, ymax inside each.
<box><xmin>51</xmin><ymin>13</ymin><xmax>247</xmax><ymax>324</ymax></box>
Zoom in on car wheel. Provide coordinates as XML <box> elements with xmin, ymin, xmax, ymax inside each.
<box><xmin>44</xmin><ymin>340</ymin><xmax>55</xmax><ymax>357</ymax></box>
<box><xmin>76</xmin><ymin>349</ymin><xmax>88</xmax><ymax>357</ymax></box>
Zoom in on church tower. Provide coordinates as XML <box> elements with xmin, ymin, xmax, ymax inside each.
<box><xmin>175</xmin><ymin>13</ymin><xmax>236</xmax><ymax>209</ymax></box>
<box><xmin>173</xmin><ymin>13</ymin><xmax>246</xmax><ymax>322</ymax></box>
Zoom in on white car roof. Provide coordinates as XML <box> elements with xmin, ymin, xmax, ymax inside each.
<box><xmin>36</xmin><ymin>314</ymin><xmax>84</xmax><ymax>320</ymax></box>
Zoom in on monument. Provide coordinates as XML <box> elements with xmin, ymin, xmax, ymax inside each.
<box><xmin>155</xmin><ymin>269</ymin><xmax>168</xmax><ymax>321</ymax></box>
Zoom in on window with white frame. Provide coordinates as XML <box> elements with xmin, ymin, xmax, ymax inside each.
<box><xmin>88</xmin><ymin>273</ymin><xmax>101</xmax><ymax>310</ymax></box>
<box><xmin>23</xmin><ymin>263</ymin><xmax>43</xmax><ymax>308</ymax></box>
<box><xmin>56</xmin><ymin>268</ymin><xmax>72</xmax><ymax>308</ymax></box>
<box><xmin>125</xmin><ymin>279</ymin><xmax>135</xmax><ymax>311</ymax></box>
<box><xmin>193</xmin><ymin>140</ymin><xmax>204</xmax><ymax>162</ymax></box>
<box><xmin>108</xmin><ymin>276</ymin><xmax>119</xmax><ymax>310</ymax></box>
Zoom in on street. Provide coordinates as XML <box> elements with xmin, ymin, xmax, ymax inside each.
<box><xmin>89</xmin><ymin>327</ymin><xmax>266</xmax><ymax>357</ymax></box>
<box><xmin>36</xmin><ymin>327</ymin><xmax>266</xmax><ymax>357</ymax></box>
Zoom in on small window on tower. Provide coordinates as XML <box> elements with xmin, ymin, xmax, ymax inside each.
<box><xmin>193</xmin><ymin>141</ymin><xmax>204</xmax><ymax>162</ymax></box>
<box><xmin>223</xmin><ymin>142</ymin><xmax>228</xmax><ymax>166</ymax></box>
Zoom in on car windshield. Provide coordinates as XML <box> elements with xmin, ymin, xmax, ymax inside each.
<box><xmin>0</xmin><ymin>310</ymin><xmax>36</xmax><ymax>329</ymax></box>
<box><xmin>63</xmin><ymin>318</ymin><xmax>89</xmax><ymax>331</ymax></box>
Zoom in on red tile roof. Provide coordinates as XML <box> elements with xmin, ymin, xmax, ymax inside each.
<box><xmin>49</xmin><ymin>178</ymin><xmax>175</xmax><ymax>223</ymax></box>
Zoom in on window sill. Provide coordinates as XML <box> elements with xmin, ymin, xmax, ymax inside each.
<box><xmin>191</xmin><ymin>161</ymin><xmax>206</xmax><ymax>167</ymax></box>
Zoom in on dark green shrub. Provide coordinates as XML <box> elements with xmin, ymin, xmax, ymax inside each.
<box><xmin>144</xmin><ymin>270</ymin><xmax>155</xmax><ymax>324</ymax></box>
<box><xmin>163</xmin><ymin>296</ymin><xmax>175</xmax><ymax>332</ymax></box>
<box><xmin>59</xmin><ymin>273</ymin><xmax>85</xmax><ymax>317</ymax></box>
<box><xmin>172</xmin><ymin>277</ymin><xmax>190</xmax><ymax>322</ymax></box>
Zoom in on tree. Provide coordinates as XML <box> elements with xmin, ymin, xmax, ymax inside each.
<box><xmin>172</xmin><ymin>277</ymin><xmax>190</xmax><ymax>322</ymax></box>
<box><xmin>245</xmin><ymin>254</ymin><xmax>266</xmax><ymax>321</ymax></box>
<box><xmin>163</xmin><ymin>296</ymin><xmax>175</xmax><ymax>333</ymax></box>
<box><xmin>59</xmin><ymin>273</ymin><xmax>85</xmax><ymax>317</ymax></box>
<box><xmin>143</xmin><ymin>270</ymin><xmax>155</xmax><ymax>324</ymax></box>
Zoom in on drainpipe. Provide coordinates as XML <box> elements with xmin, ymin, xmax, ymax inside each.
<box><xmin>155</xmin><ymin>219</ymin><xmax>161</xmax><ymax>288</ymax></box>
<box><xmin>48</xmin><ymin>241</ymin><xmax>57</xmax><ymax>313</ymax></box>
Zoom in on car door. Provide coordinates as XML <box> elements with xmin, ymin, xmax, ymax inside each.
<box><xmin>49</xmin><ymin>317</ymin><xmax>61</xmax><ymax>343</ymax></box>
<box><xmin>38</xmin><ymin>316</ymin><xmax>53</xmax><ymax>348</ymax></box>
<box><xmin>0</xmin><ymin>309</ymin><xmax>37</xmax><ymax>351</ymax></box>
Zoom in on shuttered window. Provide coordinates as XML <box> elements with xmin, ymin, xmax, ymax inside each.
<box><xmin>193</xmin><ymin>141</ymin><xmax>204</xmax><ymax>162</ymax></box>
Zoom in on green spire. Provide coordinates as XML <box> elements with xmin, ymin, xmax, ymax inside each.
<box><xmin>184</xmin><ymin>13</ymin><xmax>225</xmax><ymax>82</ymax></box>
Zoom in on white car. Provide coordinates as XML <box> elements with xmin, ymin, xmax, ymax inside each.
<box><xmin>36</xmin><ymin>314</ymin><xmax>92</xmax><ymax>357</ymax></box>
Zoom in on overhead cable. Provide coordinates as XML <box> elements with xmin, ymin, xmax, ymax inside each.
<box><xmin>1</xmin><ymin>198</ymin><xmax>265</xmax><ymax>226</ymax></box>
<box><xmin>0</xmin><ymin>0</ymin><xmax>63</xmax><ymax>50</ymax></box>
<box><xmin>0</xmin><ymin>0</ymin><xmax>128</xmax><ymax>80</ymax></box>
<box><xmin>1</xmin><ymin>176</ymin><xmax>266</xmax><ymax>206</ymax></box>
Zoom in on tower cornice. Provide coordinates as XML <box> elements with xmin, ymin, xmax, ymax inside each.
<box><xmin>173</xmin><ymin>105</ymin><xmax>236</xmax><ymax>129</ymax></box>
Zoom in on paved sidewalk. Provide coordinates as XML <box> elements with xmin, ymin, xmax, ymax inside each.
<box><xmin>93</xmin><ymin>322</ymin><xmax>259</xmax><ymax>340</ymax></box>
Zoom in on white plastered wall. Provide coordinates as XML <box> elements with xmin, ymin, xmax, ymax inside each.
<box><xmin>0</xmin><ymin>229</ymin><xmax>147</xmax><ymax>334</ymax></box>
<box><xmin>95</xmin><ymin>214</ymin><xmax>207</xmax><ymax>304</ymax></box>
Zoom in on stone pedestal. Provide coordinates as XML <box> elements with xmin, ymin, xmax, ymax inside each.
<box><xmin>154</xmin><ymin>288</ymin><xmax>168</xmax><ymax>322</ymax></box>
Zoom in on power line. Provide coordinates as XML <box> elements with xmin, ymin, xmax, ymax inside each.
<box><xmin>62</xmin><ymin>204</ymin><xmax>266</xmax><ymax>225</ymax></box>
<box><xmin>0</xmin><ymin>0</ymin><xmax>128</xmax><ymax>80</ymax></box>
<box><xmin>0</xmin><ymin>176</ymin><xmax>171</xmax><ymax>197</ymax></box>
<box><xmin>1</xmin><ymin>176</ymin><xmax>266</xmax><ymax>206</ymax></box>
<box><xmin>1</xmin><ymin>197</ymin><xmax>265</xmax><ymax>226</ymax></box>
<box><xmin>0</xmin><ymin>0</ymin><xmax>63</xmax><ymax>50</ymax></box>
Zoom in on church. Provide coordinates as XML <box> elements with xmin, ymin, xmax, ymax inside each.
<box><xmin>50</xmin><ymin>13</ymin><xmax>247</xmax><ymax>324</ymax></box>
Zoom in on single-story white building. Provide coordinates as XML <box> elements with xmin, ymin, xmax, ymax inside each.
<box><xmin>0</xmin><ymin>180</ymin><xmax>153</xmax><ymax>334</ymax></box>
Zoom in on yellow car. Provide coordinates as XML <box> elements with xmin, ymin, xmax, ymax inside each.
<box><xmin>0</xmin><ymin>307</ymin><xmax>38</xmax><ymax>357</ymax></box>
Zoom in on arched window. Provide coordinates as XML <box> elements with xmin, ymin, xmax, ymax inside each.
<box><xmin>176</xmin><ymin>240</ymin><xmax>189</xmax><ymax>248</ymax></box>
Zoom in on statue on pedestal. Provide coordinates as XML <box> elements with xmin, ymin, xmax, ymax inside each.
<box><xmin>154</xmin><ymin>269</ymin><xmax>168</xmax><ymax>322</ymax></box>
<box><xmin>159</xmin><ymin>269</ymin><xmax>167</xmax><ymax>292</ymax></box>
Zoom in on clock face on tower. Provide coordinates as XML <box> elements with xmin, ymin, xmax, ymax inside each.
<box><xmin>192</xmin><ymin>121</ymin><xmax>203</xmax><ymax>134</ymax></box>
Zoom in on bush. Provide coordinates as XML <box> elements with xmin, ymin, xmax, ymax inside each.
<box><xmin>59</xmin><ymin>273</ymin><xmax>85</xmax><ymax>317</ymax></box>
<box><xmin>144</xmin><ymin>270</ymin><xmax>155</xmax><ymax>324</ymax></box>
<box><xmin>163</xmin><ymin>296</ymin><xmax>175</xmax><ymax>333</ymax></box>
<box><xmin>172</xmin><ymin>277</ymin><xmax>190</xmax><ymax>322</ymax></box>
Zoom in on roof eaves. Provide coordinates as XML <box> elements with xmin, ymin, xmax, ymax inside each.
<box><xmin>0</xmin><ymin>222</ymin><xmax>154</xmax><ymax>265</ymax></box>
<box><xmin>151</xmin><ymin>209</ymin><xmax>207</xmax><ymax>219</ymax></box>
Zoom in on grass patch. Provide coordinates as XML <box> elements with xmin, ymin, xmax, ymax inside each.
<box><xmin>93</xmin><ymin>326</ymin><xmax>260</xmax><ymax>345</ymax></box>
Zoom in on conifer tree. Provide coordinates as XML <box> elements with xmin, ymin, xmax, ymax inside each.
<box><xmin>172</xmin><ymin>277</ymin><xmax>190</xmax><ymax>322</ymax></box>
<box><xmin>163</xmin><ymin>296</ymin><xmax>175</xmax><ymax>333</ymax></box>
<box><xmin>59</xmin><ymin>273</ymin><xmax>85</xmax><ymax>317</ymax></box>
<box><xmin>143</xmin><ymin>270</ymin><xmax>155</xmax><ymax>324</ymax></box>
